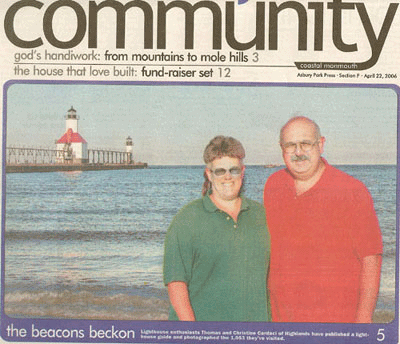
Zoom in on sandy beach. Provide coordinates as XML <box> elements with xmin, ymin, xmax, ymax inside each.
<box><xmin>5</xmin><ymin>293</ymin><xmax>394</xmax><ymax>323</ymax></box>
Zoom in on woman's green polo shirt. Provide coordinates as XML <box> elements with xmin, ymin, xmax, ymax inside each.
<box><xmin>163</xmin><ymin>194</ymin><xmax>271</xmax><ymax>322</ymax></box>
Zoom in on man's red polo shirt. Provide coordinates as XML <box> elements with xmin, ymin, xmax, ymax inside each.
<box><xmin>263</xmin><ymin>160</ymin><xmax>383</xmax><ymax>322</ymax></box>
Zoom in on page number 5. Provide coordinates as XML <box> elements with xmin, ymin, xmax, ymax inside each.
<box><xmin>377</xmin><ymin>329</ymin><xmax>385</xmax><ymax>341</ymax></box>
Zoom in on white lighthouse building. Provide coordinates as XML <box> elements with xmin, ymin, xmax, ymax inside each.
<box><xmin>56</xmin><ymin>106</ymin><xmax>88</xmax><ymax>164</ymax></box>
<box><xmin>126</xmin><ymin>136</ymin><xmax>133</xmax><ymax>163</ymax></box>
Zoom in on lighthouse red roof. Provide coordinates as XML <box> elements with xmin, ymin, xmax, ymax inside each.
<box><xmin>57</xmin><ymin>128</ymin><xmax>87</xmax><ymax>144</ymax></box>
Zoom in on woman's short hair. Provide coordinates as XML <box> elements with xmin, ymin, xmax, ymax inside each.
<box><xmin>203</xmin><ymin>135</ymin><xmax>245</xmax><ymax>165</ymax></box>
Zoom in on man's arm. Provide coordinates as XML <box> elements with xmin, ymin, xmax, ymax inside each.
<box><xmin>355</xmin><ymin>254</ymin><xmax>382</xmax><ymax>323</ymax></box>
<box><xmin>168</xmin><ymin>281</ymin><xmax>196</xmax><ymax>321</ymax></box>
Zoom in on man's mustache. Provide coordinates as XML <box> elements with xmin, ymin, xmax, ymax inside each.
<box><xmin>291</xmin><ymin>155</ymin><xmax>310</xmax><ymax>162</ymax></box>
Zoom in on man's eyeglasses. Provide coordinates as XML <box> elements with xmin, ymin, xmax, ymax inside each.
<box><xmin>210</xmin><ymin>167</ymin><xmax>242</xmax><ymax>177</ymax></box>
<box><xmin>281</xmin><ymin>140</ymin><xmax>319</xmax><ymax>154</ymax></box>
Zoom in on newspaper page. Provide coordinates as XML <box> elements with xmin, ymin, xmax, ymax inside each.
<box><xmin>0</xmin><ymin>0</ymin><xmax>398</xmax><ymax>343</ymax></box>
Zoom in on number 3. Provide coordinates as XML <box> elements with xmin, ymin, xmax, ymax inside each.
<box><xmin>252</xmin><ymin>52</ymin><xmax>259</xmax><ymax>62</ymax></box>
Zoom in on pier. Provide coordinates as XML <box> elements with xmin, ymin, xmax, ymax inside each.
<box><xmin>6</xmin><ymin>106</ymin><xmax>148</xmax><ymax>173</ymax></box>
<box><xmin>6</xmin><ymin>147</ymin><xmax>147</xmax><ymax>173</ymax></box>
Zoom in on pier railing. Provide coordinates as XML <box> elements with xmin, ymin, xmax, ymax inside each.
<box><xmin>6</xmin><ymin>147</ymin><xmax>63</xmax><ymax>165</ymax></box>
<box><xmin>6</xmin><ymin>147</ymin><xmax>133</xmax><ymax>165</ymax></box>
<box><xmin>88</xmin><ymin>149</ymin><xmax>132</xmax><ymax>164</ymax></box>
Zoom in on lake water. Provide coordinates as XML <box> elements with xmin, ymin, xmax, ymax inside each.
<box><xmin>3</xmin><ymin>165</ymin><xmax>397</xmax><ymax>320</ymax></box>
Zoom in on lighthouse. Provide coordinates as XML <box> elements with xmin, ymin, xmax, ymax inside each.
<box><xmin>126</xmin><ymin>136</ymin><xmax>133</xmax><ymax>164</ymax></box>
<box><xmin>56</xmin><ymin>106</ymin><xmax>88</xmax><ymax>164</ymax></box>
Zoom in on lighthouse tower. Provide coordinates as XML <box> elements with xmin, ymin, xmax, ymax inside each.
<box><xmin>126</xmin><ymin>136</ymin><xmax>133</xmax><ymax>164</ymax></box>
<box><xmin>56</xmin><ymin>107</ymin><xmax>88</xmax><ymax>164</ymax></box>
<box><xmin>65</xmin><ymin>106</ymin><xmax>79</xmax><ymax>132</ymax></box>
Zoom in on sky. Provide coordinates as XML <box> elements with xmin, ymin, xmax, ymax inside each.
<box><xmin>5</xmin><ymin>82</ymin><xmax>398</xmax><ymax>165</ymax></box>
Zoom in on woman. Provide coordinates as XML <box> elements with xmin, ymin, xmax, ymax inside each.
<box><xmin>163</xmin><ymin>135</ymin><xmax>271</xmax><ymax>322</ymax></box>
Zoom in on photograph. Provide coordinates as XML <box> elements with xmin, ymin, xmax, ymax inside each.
<box><xmin>3</xmin><ymin>82</ymin><xmax>396</xmax><ymax>329</ymax></box>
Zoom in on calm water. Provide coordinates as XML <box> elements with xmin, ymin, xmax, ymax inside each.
<box><xmin>3</xmin><ymin>165</ymin><xmax>397</xmax><ymax>320</ymax></box>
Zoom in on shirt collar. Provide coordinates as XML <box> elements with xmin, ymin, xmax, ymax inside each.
<box><xmin>203</xmin><ymin>192</ymin><xmax>250</xmax><ymax>213</ymax></box>
<box><xmin>283</xmin><ymin>157</ymin><xmax>330</xmax><ymax>194</ymax></box>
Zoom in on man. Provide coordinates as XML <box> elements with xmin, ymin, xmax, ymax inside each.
<box><xmin>264</xmin><ymin>116</ymin><xmax>382</xmax><ymax>323</ymax></box>
<box><xmin>163</xmin><ymin>135</ymin><xmax>270</xmax><ymax>321</ymax></box>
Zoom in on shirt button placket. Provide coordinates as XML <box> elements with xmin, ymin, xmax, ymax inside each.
<box><xmin>225</xmin><ymin>215</ymin><xmax>238</xmax><ymax>229</ymax></box>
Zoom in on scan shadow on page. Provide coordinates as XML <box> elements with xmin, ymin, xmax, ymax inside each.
<box><xmin>1</xmin><ymin>0</ymin><xmax>399</xmax><ymax>343</ymax></box>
